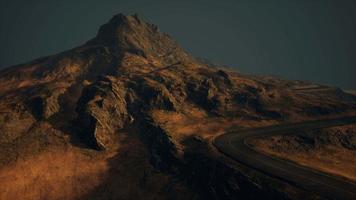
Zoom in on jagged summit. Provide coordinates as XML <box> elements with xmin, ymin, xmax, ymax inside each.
<box><xmin>86</xmin><ymin>13</ymin><xmax>194</xmax><ymax>64</ymax></box>
<box><xmin>0</xmin><ymin>13</ymin><xmax>196</xmax><ymax>88</ymax></box>
<box><xmin>87</xmin><ymin>13</ymin><xmax>148</xmax><ymax>46</ymax></box>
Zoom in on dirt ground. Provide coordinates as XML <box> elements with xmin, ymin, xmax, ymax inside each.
<box><xmin>249</xmin><ymin>124</ymin><xmax>356</xmax><ymax>182</ymax></box>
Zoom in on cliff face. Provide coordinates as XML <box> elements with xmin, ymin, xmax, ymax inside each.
<box><xmin>0</xmin><ymin>14</ymin><xmax>355</xmax><ymax>200</ymax></box>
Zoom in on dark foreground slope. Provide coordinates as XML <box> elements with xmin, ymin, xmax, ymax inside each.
<box><xmin>0</xmin><ymin>14</ymin><xmax>356</xmax><ymax>200</ymax></box>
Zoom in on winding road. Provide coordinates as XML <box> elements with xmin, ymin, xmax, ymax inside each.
<box><xmin>213</xmin><ymin>116</ymin><xmax>356</xmax><ymax>200</ymax></box>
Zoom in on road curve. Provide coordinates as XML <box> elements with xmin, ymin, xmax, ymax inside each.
<box><xmin>213</xmin><ymin>116</ymin><xmax>356</xmax><ymax>200</ymax></box>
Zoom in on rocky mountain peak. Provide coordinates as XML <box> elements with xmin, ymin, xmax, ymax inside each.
<box><xmin>93</xmin><ymin>13</ymin><xmax>146</xmax><ymax>43</ymax></box>
<box><xmin>86</xmin><ymin>13</ymin><xmax>194</xmax><ymax>64</ymax></box>
<box><xmin>1</xmin><ymin>12</ymin><xmax>356</xmax><ymax>200</ymax></box>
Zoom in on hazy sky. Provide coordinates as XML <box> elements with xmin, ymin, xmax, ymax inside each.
<box><xmin>0</xmin><ymin>0</ymin><xmax>355</xmax><ymax>88</ymax></box>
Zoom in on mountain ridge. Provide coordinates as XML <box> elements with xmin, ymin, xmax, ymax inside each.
<box><xmin>0</xmin><ymin>13</ymin><xmax>356</xmax><ymax>200</ymax></box>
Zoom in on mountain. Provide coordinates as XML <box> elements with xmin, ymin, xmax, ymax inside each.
<box><xmin>0</xmin><ymin>14</ymin><xmax>355</xmax><ymax>200</ymax></box>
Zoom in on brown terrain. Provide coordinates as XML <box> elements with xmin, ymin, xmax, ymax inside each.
<box><xmin>346</xmin><ymin>90</ymin><xmax>356</xmax><ymax>96</ymax></box>
<box><xmin>249</xmin><ymin>124</ymin><xmax>356</xmax><ymax>182</ymax></box>
<box><xmin>0</xmin><ymin>13</ymin><xmax>356</xmax><ymax>200</ymax></box>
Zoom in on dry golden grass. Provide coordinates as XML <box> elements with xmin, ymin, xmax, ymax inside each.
<box><xmin>0</xmin><ymin>130</ymin><xmax>190</xmax><ymax>200</ymax></box>
<box><xmin>0</xmin><ymin>147</ymin><xmax>110</xmax><ymax>200</ymax></box>
<box><xmin>151</xmin><ymin>105</ymin><xmax>278</xmax><ymax>141</ymax></box>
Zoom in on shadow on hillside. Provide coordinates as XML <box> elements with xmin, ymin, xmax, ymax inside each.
<box><xmin>78</xmin><ymin>133</ymin><xmax>191</xmax><ymax>200</ymax></box>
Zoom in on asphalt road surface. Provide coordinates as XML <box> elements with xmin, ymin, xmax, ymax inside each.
<box><xmin>213</xmin><ymin>116</ymin><xmax>356</xmax><ymax>200</ymax></box>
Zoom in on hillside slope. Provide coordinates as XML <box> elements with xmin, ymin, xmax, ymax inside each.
<box><xmin>0</xmin><ymin>14</ymin><xmax>355</xmax><ymax>200</ymax></box>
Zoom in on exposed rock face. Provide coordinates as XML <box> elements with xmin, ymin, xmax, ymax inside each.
<box><xmin>27</xmin><ymin>90</ymin><xmax>65</xmax><ymax>120</ymax></box>
<box><xmin>87</xmin><ymin>14</ymin><xmax>194</xmax><ymax>65</ymax></box>
<box><xmin>76</xmin><ymin>76</ymin><xmax>130</xmax><ymax>149</ymax></box>
<box><xmin>0</xmin><ymin>13</ymin><xmax>355</xmax><ymax>199</ymax></box>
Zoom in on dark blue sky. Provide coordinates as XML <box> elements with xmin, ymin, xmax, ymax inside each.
<box><xmin>0</xmin><ymin>0</ymin><xmax>355</xmax><ymax>89</ymax></box>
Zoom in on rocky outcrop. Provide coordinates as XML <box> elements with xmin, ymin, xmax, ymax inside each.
<box><xmin>76</xmin><ymin>76</ymin><xmax>130</xmax><ymax>149</ymax></box>
<box><xmin>87</xmin><ymin>14</ymin><xmax>195</xmax><ymax>66</ymax></box>
<box><xmin>135</xmin><ymin>77</ymin><xmax>179</xmax><ymax>111</ymax></box>
<box><xmin>27</xmin><ymin>90</ymin><xmax>65</xmax><ymax>120</ymax></box>
<box><xmin>138</xmin><ymin>116</ymin><xmax>181</xmax><ymax>172</ymax></box>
